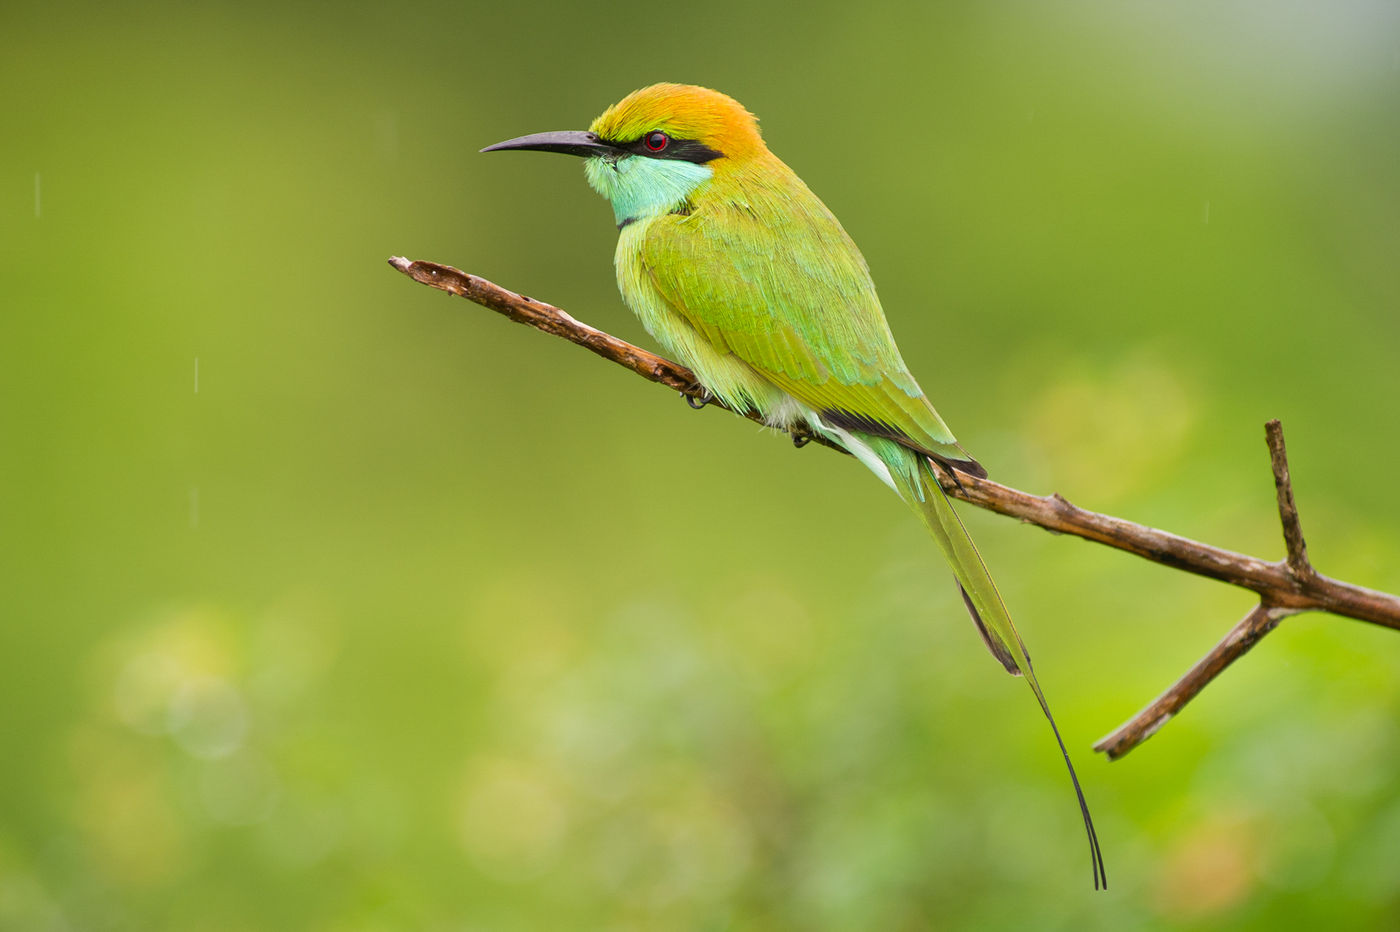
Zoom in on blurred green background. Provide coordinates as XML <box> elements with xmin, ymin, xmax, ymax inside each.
<box><xmin>3</xmin><ymin>0</ymin><xmax>1399</xmax><ymax>928</ymax></box>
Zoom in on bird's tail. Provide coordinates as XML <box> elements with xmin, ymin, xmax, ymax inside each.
<box><xmin>893</xmin><ymin>449</ymin><xmax>1107</xmax><ymax>890</ymax></box>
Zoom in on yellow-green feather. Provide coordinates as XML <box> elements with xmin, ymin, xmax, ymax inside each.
<box><xmin>625</xmin><ymin>152</ymin><xmax>972</xmax><ymax>465</ymax></box>
<box><xmin>587</xmin><ymin>82</ymin><xmax>1105</xmax><ymax>889</ymax></box>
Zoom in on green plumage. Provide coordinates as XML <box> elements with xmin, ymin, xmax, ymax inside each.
<box><xmin>618</xmin><ymin>156</ymin><xmax>973</xmax><ymax>468</ymax></box>
<box><xmin>617</xmin><ymin>153</ymin><xmax>1054</xmax><ymax>723</ymax></box>
<box><xmin>486</xmin><ymin>82</ymin><xmax>1105</xmax><ymax>889</ymax></box>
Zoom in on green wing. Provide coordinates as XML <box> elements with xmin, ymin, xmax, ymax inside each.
<box><xmin>636</xmin><ymin>164</ymin><xmax>1103</xmax><ymax>888</ymax></box>
<box><xmin>637</xmin><ymin>167</ymin><xmax>978</xmax><ymax>471</ymax></box>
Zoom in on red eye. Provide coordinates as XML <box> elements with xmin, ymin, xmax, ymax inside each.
<box><xmin>644</xmin><ymin>131</ymin><xmax>669</xmax><ymax>152</ymax></box>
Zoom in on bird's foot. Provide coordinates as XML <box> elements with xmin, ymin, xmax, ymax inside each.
<box><xmin>684</xmin><ymin>387</ymin><xmax>714</xmax><ymax>410</ymax></box>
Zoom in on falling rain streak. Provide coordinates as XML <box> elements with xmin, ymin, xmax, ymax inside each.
<box><xmin>191</xmin><ymin>358</ymin><xmax>200</xmax><ymax>526</ymax></box>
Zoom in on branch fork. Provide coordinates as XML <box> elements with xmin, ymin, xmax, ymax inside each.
<box><xmin>390</xmin><ymin>257</ymin><xmax>1400</xmax><ymax>759</ymax></box>
<box><xmin>1091</xmin><ymin>422</ymin><xmax>1317</xmax><ymax>759</ymax></box>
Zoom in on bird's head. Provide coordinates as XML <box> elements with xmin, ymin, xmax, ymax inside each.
<box><xmin>482</xmin><ymin>84</ymin><xmax>765</xmax><ymax>228</ymax></box>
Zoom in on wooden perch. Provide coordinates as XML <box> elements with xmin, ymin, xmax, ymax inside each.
<box><xmin>390</xmin><ymin>256</ymin><xmax>1400</xmax><ymax>760</ymax></box>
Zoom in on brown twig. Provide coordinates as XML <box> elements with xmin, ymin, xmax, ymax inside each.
<box><xmin>1090</xmin><ymin>420</ymin><xmax>1357</xmax><ymax>758</ymax></box>
<box><xmin>387</xmin><ymin>258</ymin><xmax>844</xmax><ymax>455</ymax></box>
<box><xmin>1093</xmin><ymin>603</ymin><xmax>1292</xmax><ymax>759</ymax></box>
<box><xmin>1268</xmin><ymin>419</ymin><xmax>1315</xmax><ymax>581</ymax></box>
<box><xmin>390</xmin><ymin>257</ymin><xmax>1400</xmax><ymax>758</ymax></box>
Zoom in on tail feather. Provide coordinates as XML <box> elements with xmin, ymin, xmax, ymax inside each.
<box><xmin>905</xmin><ymin>456</ymin><xmax>1107</xmax><ymax>891</ymax></box>
<box><xmin>959</xmin><ymin>583</ymin><xmax>1020</xmax><ymax>676</ymax></box>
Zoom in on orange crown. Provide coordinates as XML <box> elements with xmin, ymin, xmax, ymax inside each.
<box><xmin>589</xmin><ymin>84</ymin><xmax>765</xmax><ymax>162</ymax></box>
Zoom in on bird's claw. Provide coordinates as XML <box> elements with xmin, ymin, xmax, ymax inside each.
<box><xmin>791</xmin><ymin>431</ymin><xmax>812</xmax><ymax>449</ymax></box>
<box><xmin>684</xmin><ymin>388</ymin><xmax>714</xmax><ymax>409</ymax></box>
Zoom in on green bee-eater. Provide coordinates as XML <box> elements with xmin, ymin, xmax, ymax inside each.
<box><xmin>484</xmin><ymin>83</ymin><xmax>1105</xmax><ymax>888</ymax></box>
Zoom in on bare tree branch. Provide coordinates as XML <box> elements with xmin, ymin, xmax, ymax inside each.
<box><xmin>1093</xmin><ymin>603</ymin><xmax>1292</xmax><ymax>759</ymax></box>
<box><xmin>1268</xmin><ymin>419</ymin><xmax>1315</xmax><ymax>581</ymax></box>
<box><xmin>1086</xmin><ymin>418</ymin><xmax>1380</xmax><ymax>758</ymax></box>
<box><xmin>390</xmin><ymin>256</ymin><xmax>1400</xmax><ymax>758</ymax></box>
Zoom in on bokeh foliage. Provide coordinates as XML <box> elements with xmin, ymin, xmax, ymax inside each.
<box><xmin>3</xmin><ymin>1</ymin><xmax>1399</xmax><ymax>928</ymax></box>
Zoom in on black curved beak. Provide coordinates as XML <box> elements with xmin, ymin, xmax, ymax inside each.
<box><xmin>480</xmin><ymin>130</ymin><xmax>619</xmax><ymax>158</ymax></box>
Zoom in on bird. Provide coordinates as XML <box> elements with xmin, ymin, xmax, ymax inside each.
<box><xmin>482</xmin><ymin>83</ymin><xmax>1106</xmax><ymax>889</ymax></box>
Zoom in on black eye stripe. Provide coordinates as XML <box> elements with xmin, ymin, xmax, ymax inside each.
<box><xmin>604</xmin><ymin>133</ymin><xmax>723</xmax><ymax>164</ymax></box>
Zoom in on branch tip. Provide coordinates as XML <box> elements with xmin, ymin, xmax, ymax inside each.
<box><xmin>1094</xmin><ymin>602</ymin><xmax>1290</xmax><ymax>759</ymax></box>
<box><xmin>1265</xmin><ymin>419</ymin><xmax>1315</xmax><ymax>581</ymax></box>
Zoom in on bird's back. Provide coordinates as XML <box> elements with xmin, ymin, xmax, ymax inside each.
<box><xmin>618</xmin><ymin>153</ymin><xmax>978</xmax><ymax>471</ymax></box>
